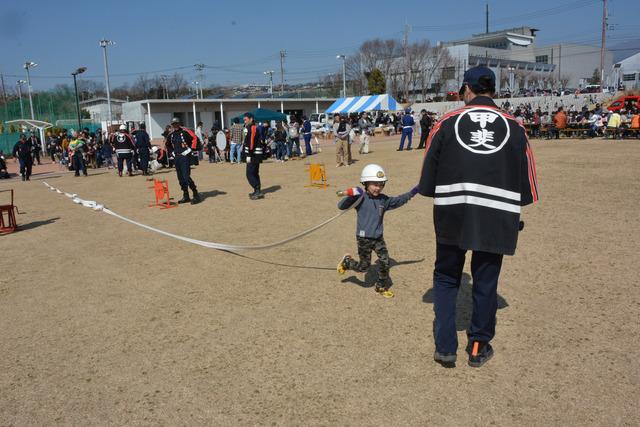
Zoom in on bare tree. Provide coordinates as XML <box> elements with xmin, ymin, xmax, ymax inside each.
<box><xmin>167</xmin><ymin>72</ymin><xmax>189</xmax><ymax>98</ymax></box>
<box><xmin>420</xmin><ymin>45</ymin><xmax>454</xmax><ymax>97</ymax></box>
<box><xmin>408</xmin><ymin>41</ymin><xmax>431</xmax><ymax>101</ymax></box>
<box><xmin>76</xmin><ymin>79</ymin><xmax>105</xmax><ymax>100</ymax></box>
<box><xmin>344</xmin><ymin>54</ymin><xmax>365</xmax><ymax>95</ymax></box>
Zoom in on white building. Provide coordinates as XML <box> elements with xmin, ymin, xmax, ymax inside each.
<box><xmin>79</xmin><ymin>97</ymin><xmax>125</xmax><ymax>122</ymax></box>
<box><xmin>612</xmin><ymin>52</ymin><xmax>640</xmax><ymax>90</ymax></box>
<box><xmin>122</xmin><ymin>98</ymin><xmax>336</xmax><ymax>140</ymax></box>
<box><xmin>442</xmin><ymin>27</ymin><xmax>613</xmax><ymax>92</ymax></box>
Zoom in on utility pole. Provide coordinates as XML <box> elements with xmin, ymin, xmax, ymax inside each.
<box><xmin>192</xmin><ymin>81</ymin><xmax>201</xmax><ymax>99</ymax></box>
<box><xmin>0</xmin><ymin>73</ymin><xmax>7</xmax><ymax>120</ymax></box>
<box><xmin>279</xmin><ymin>50</ymin><xmax>286</xmax><ymax>95</ymax></box>
<box><xmin>600</xmin><ymin>0</ymin><xmax>608</xmax><ymax>89</ymax></box>
<box><xmin>17</xmin><ymin>80</ymin><xmax>26</xmax><ymax>118</ymax></box>
<box><xmin>264</xmin><ymin>70</ymin><xmax>274</xmax><ymax>97</ymax></box>
<box><xmin>194</xmin><ymin>64</ymin><xmax>205</xmax><ymax>99</ymax></box>
<box><xmin>485</xmin><ymin>3</ymin><xmax>489</xmax><ymax>34</ymax></box>
<box><xmin>558</xmin><ymin>44</ymin><xmax>562</xmax><ymax>87</ymax></box>
<box><xmin>160</xmin><ymin>74</ymin><xmax>169</xmax><ymax>99</ymax></box>
<box><xmin>99</xmin><ymin>39</ymin><xmax>115</xmax><ymax>125</ymax></box>
<box><xmin>336</xmin><ymin>55</ymin><xmax>346</xmax><ymax>97</ymax></box>
<box><xmin>403</xmin><ymin>23</ymin><xmax>411</xmax><ymax>102</ymax></box>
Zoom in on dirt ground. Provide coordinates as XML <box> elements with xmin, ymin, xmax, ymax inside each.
<box><xmin>1</xmin><ymin>135</ymin><xmax>638</xmax><ymax>425</ymax></box>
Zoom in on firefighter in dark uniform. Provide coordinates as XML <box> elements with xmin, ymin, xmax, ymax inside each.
<box><xmin>29</xmin><ymin>131</ymin><xmax>42</xmax><ymax>165</ymax></box>
<box><xmin>132</xmin><ymin>122</ymin><xmax>151</xmax><ymax>175</ymax></box>
<box><xmin>243</xmin><ymin>112</ymin><xmax>265</xmax><ymax>200</ymax></box>
<box><xmin>168</xmin><ymin>117</ymin><xmax>201</xmax><ymax>204</ymax></box>
<box><xmin>418</xmin><ymin>66</ymin><xmax>539</xmax><ymax>367</ymax></box>
<box><xmin>111</xmin><ymin>124</ymin><xmax>136</xmax><ymax>177</ymax></box>
<box><xmin>417</xmin><ymin>109</ymin><xmax>432</xmax><ymax>149</ymax></box>
<box><xmin>12</xmin><ymin>134</ymin><xmax>33</xmax><ymax>181</ymax></box>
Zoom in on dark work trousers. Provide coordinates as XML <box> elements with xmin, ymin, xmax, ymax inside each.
<box><xmin>345</xmin><ymin>236</ymin><xmax>390</xmax><ymax>286</ymax></box>
<box><xmin>175</xmin><ymin>155</ymin><xmax>197</xmax><ymax>192</ymax></box>
<box><xmin>417</xmin><ymin>128</ymin><xmax>429</xmax><ymax>149</ymax></box>
<box><xmin>33</xmin><ymin>149</ymin><xmax>41</xmax><ymax>164</ymax></box>
<box><xmin>19</xmin><ymin>158</ymin><xmax>33</xmax><ymax>179</ymax></box>
<box><xmin>117</xmin><ymin>154</ymin><xmax>132</xmax><ymax>175</ymax></box>
<box><xmin>303</xmin><ymin>134</ymin><xmax>312</xmax><ymax>155</ymax></box>
<box><xmin>398</xmin><ymin>128</ymin><xmax>413</xmax><ymax>150</ymax></box>
<box><xmin>73</xmin><ymin>153</ymin><xmax>87</xmax><ymax>176</ymax></box>
<box><xmin>138</xmin><ymin>152</ymin><xmax>149</xmax><ymax>174</ymax></box>
<box><xmin>246</xmin><ymin>161</ymin><xmax>261</xmax><ymax>190</ymax></box>
<box><xmin>432</xmin><ymin>242</ymin><xmax>503</xmax><ymax>354</ymax></box>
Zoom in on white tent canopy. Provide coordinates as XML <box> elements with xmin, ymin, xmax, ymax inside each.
<box><xmin>5</xmin><ymin>119</ymin><xmax>53</xmax><ymax>155</ymax></box>
<box><xmin>325</xmin><ymin>94</ymin><xmax>399</xmax><ymax>114</ymax></box>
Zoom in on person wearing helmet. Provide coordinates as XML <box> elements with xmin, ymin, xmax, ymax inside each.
<box><xmin>167</xmin><ymin>117</ymin><xmax>201</xmax><ymax>204</ymax></box>
<box><xmin>398</xmin><ymin>107</ymin><xmax>415</xmax><ymax>151</ymax></box>
<box><xmin>12</xmin><ymin>134</ymin><xmax>34</xmax><ymax>181</ymax></box>
<box><xmin>336</xmin><ymin>164</ymin><xmax>418</xmax><ymax>298</ymax></box>
<box><xmin>132</xmin><ymin>122</ymin><xmax>151</xmax><ymax>176</ymax></box>
<box><xmin>110</xmin><ymin>124</ymin><xmax>136</xmax><ymax>177</ymax></box>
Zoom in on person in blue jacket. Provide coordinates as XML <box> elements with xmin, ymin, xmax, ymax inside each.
<box><xmin>397</xmin><ymin>108</ymin><xmax>415</xmax><ymax>151</ymax></box>
<box><xmin>302</xmin><ymin>116</ymin><xmax>313</xmax><ymax>156</ymax></box>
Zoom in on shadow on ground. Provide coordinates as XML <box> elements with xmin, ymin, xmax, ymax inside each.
<box><xmin>17</xmin><ymin>217</ymin><xmax>60</xmax><ymax>232</ymax></box>
<box><xmin>340</xmin><ymin>257</ymin><xmax>425</xmax><ymax>289</ymax></box>
<box><xmin>261</xmin><ymin>185</ymin><xmax>281</xmax><ymax>194</ymax></box>
<box><xmin>225</xmin><ymin>251</ymin><xmax>335</xmax><ymax>271</ymax></box>
<box><xmin>422</xmin><ymin>272</ymin><xmax>509</xmax><ymax>331</ymax></box>
<box><xmin>199</xmin><ymin>190</ymin><xmax>227</xmax><ymax>201</ymax></box>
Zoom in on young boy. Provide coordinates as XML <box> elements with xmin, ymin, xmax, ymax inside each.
<box><xmin>337</xmin><ymin>164</ymin><xmax>418</xmax><ymax>298</ymax></box>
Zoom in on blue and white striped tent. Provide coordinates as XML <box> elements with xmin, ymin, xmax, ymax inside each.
<box><xmin>325</xmin><ymin>94</ymin><xmax>399</xmax><ymax>114</ymax></box>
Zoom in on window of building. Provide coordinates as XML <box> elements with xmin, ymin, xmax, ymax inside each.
<box><xmin>535</xmin><ymin>55</ymin><xmax>549</xmax><ymax>64</ymax></box>
<box><xmin>441</xmin><ymin>67</ymin><xmax>456</xmax><ymax>80</ymax></box>
<box><xmin>622</xmin><ymin>73</ymin><xmax>637</xmax><ymax>81</ymax></box>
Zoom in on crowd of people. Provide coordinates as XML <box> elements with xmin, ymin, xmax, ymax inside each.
<box><xmin>505</xmin><ymin>101</ymin><xmax>640</xmax><ymax>139</ymax></box>
<box><xmin>3</xmin><ymin>94</ymin><xmax>638</xmax><ymax>184</ymax></box>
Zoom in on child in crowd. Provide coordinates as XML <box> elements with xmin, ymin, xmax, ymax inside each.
<box><xmin>337</xmin><ymin>164</ymin><xmax>418</xmax><ymax>298</ymax></box>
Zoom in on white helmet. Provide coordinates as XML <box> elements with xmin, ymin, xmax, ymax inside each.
<box><xmin>360</xmin><ymin>164</ymin><xmax>387</xmax><ymax>183</ymax></box>
<box><xmin>119</xmin><ymin>124</ymin><xmax>127</xmax><ymax>131</ymax></box>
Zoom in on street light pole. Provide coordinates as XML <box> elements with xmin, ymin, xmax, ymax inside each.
<box><xmin>24</xmin><ymin>61</ymin><xmax>37</xmax><ymax>119</ymax></box>
<box><xmin>337</xmin><ymin>55</ymin><xmax>346</xmax><ymax>97</ymax></box>
<box><xmin>16</xmin><ymin>80</ymin><xmax>26</xmax><ymax>118</ymax></box>
<box><xmin>192</xmin><ymin>81</ymin><xmax>200</xmax><ymax>99</ymax></box>
<box><xmin>72</xmin><ymin>67</ymin><xmax>87</xmax><ymax>131</ymax></box>
<box><xmin>99</xmin><ymin>39</ymin><xmax>115</xmax><ymax>125</ymax></box>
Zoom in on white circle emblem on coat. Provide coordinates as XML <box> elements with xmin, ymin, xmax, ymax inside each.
<box><xmin>454</xmin><ymin>107</ymin><xmax>510</xmax><ymax>154</ymax></box>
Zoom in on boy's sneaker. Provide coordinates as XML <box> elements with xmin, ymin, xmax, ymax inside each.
<box><xmin>374</xmin><ymin>285</ymin><xmax>394</xmax><ymax>298</ymax></box>
<box><xmin>468</xmin><ymin>341</ymin><xmax>494</xmax><ymax>368</ymax></box>
<box><xmin>337</xmin><ymin>254</ymin><xmax>352</xmax><ymax>275</ymax></box>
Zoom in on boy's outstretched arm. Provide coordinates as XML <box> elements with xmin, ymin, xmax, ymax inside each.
<box><xmin>386</xmin><ymin>186</ymin><xmax>419</xmax><ymax>210</ymax></box>
<box><xmin>337</xmin><ymin>187</ymin><xmax>363</xmax><ymax>210</ymax></box>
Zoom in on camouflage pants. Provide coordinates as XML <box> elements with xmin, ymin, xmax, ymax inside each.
<box><xmin>346</xmin><ymin>237</ymin><xmax>390</xmax><ymax>285</ymax></box>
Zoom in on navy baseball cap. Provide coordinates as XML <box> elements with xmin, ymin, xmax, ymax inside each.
<box><xmin>460</xmin><ymin>66</ymin><xmax>496</xmax><ymax>95</ymax></box>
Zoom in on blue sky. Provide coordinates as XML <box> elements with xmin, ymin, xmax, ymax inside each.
<box><xmin>1</xmin><ymin>0</ymin><xmax>638</xmax><ymax>91</ymax></box>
